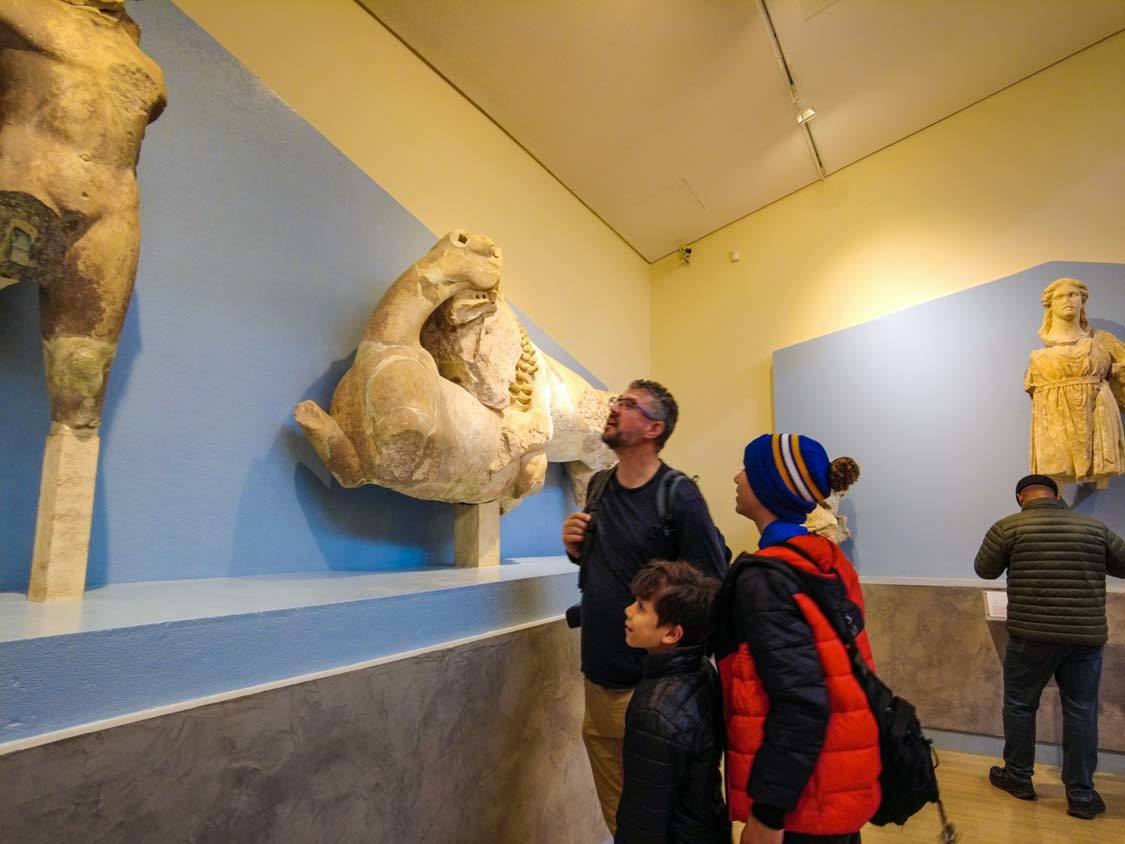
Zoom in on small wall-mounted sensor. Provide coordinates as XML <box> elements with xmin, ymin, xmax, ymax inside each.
<box><xmin>729</xmin><ymin>250</ymin><xmax>742</xmax><ymax>263</ymax></box>
<box><xmin>676</xmin><ymin>245</ymin><xmax>693</xmax><ymax>265</ymax></box>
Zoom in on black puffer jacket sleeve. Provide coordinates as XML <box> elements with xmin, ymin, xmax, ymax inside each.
<box><xmin>1107</xmin><ymin>527</ymin><xmax>1125</xmax><ymax>578</ymax></box>
<box><xmin>616</xmin><ymin>705</ymin><xmax>680</xmax><ymax>843</ymax></box>
<box><xmin>735</xmin><ymin>568</ymin><xmax>828</xmax><ymax>812</ymax></box>
<box><xmin>974</xmin><ymin>521</ymin><xmax>1010</xmax><ymax>579</ymax></box>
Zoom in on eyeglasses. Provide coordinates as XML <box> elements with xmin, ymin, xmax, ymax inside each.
<box><xmin>609</xmin><ymin>395</ymin><xmax>661</xmax><ymax>422</ymax></box>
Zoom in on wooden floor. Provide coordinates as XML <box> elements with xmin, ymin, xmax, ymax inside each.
<box><xmin>733</xmin><ymin>750</ymin><xmax>1125</xmax><ymax>844</ymax></box>
<box><xmin>863</xmin><ymin>750</ymin><xmax>1124</xmax><ymax>844</ymax></box>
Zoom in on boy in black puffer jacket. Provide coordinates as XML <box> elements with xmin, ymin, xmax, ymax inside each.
<box><xmin>615</xmin><ymin>561</ymin><xmax>730</xmax><ymax>844</ymax></box>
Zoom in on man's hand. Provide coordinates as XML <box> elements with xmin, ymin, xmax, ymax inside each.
<box><xmin>740</xmin><ymin>817</ymin><xmax>784</xmax><ymax>844</ymax></box>
<box><xmin>562</xmin><ymin>512</ymin><xmax>591</xmax><ymax>558</ymax></box>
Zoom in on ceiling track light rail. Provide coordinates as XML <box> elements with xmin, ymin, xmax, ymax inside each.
<box><xmin>756</xmin><ymin>0</ymin><xmax>826</xmax><ymax>180</ymax></box>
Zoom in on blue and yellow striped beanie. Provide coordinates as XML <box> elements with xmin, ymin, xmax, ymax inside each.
<box><xmin>743</xmin><ymin>433</ymin><xmax>831</xmax><ymax>523</ymax></box>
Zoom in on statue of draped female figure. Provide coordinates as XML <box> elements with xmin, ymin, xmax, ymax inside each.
<box><xmin>1026</xmin><ymin>278</ymin><xmax>1125</xmax><ymax>489</ymax></box>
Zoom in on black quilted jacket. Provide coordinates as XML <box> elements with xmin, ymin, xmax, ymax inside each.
<box><xmin>614</xmin><ymin>645</ymin><xmax>730</xmax><ymax>844</ymax></box>
<box><xmin>975</xmin><ymin>497</ymin><xmax>1125</xmax><ymax>645</ymax></box>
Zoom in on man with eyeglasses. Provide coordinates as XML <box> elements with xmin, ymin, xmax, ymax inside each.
<box><xmin>562</xmin><ymin>379</ymin><xmax>728</xmax><ymax>837</ymax></box>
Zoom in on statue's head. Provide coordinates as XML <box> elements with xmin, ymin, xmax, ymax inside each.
<box><xmin>1038</xmin><ymin>277</ymin><xmax>1090</xmax><ymax>341</ymax></box>
<box><xmin>432</xmin><ymin>230</ymin><xmax>504</xmax><ymax>293</ymax></box>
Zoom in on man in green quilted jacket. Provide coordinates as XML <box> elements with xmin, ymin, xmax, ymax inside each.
<box><xmin>975</xmin><ymin>474</ymin><xmax>1125</xmax><ymax>820</ymax></box>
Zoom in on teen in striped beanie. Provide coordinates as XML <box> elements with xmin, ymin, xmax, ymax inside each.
<box><xmin>742</xmin><ymin>433</ymin><xmax>856</xmax><ymax>524</ymax></box>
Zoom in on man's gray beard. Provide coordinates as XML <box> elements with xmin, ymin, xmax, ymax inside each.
<box><xmin>602</xmin><ymin>430</ymin><xmax>630</xmax><ymax>449</ymax></box>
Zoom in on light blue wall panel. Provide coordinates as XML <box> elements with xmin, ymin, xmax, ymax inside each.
<box><xmin>0</xmin><ymin>0</ymin><xmax>601</xmax><ymax>591</ymax></box>
<box><xmin>774</xmin><ymin>261</ymin><xmax>1125</xmax><ymax>577</ymax></box>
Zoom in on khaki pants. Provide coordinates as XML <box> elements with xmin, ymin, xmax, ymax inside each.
<box><xmin>582</xmin><ymin>678</ymin><xmax>635</xmax><ymax>835</ymax></box>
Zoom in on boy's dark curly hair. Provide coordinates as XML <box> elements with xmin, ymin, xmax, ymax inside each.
<box><xmin>631</xmin><ymin>560</ymin><xmax>719</xmax><ymax>646</ymax></box>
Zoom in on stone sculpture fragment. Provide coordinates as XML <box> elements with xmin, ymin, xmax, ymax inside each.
<box><xmin>295</xmin><ymin>231</ymin><xmax>615</xmax><ymax>518</ymax></box>
<box><xmin>804</xmin><ymin>489</ymin><xmax>853</xmax><ymax>545</ymax></box>
<box><xmin>1027</xmin><ymin>278</ymin><xmax>1125</xmax><ymax>488</ymax></box>
<box><xmin>1</xmin><ymin>0</ymin><xmax>167</xmax><ymax>600</ymax></box>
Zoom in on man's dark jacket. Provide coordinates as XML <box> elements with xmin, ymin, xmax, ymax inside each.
<box><xmin>615</xmin><ymin>645</ymin><xmax>730</xmax><ymax>844</ymax></box>
<box><xmin>975</xmin><ymin>497</ymin><xmax>1125</xmax><ymax>645</ymax></box>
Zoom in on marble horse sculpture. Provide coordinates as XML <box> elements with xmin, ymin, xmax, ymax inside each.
<box><xmin>1</xmin><ymin>0</ymin><xmax>166</xmax><ymax>600</ymax></box>
<box><xmin>295</xmin><ymin>231</ymin><xmax>615</xmax><ymax>518</ymax></box>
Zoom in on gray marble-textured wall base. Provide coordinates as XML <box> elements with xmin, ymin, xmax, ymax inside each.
<box><xmin>864</xmin><ymin>584</ymin><xmax>1125</xmax><ymax>752</ymax></box>
<box><xmin>0</xmin><ymin>620</ymin><xmax>606</xmax><ymax>844</ymax></box>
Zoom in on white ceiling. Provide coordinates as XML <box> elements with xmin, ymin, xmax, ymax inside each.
<box><xmin>360</xmin><ymin>0</ymin><xmax>1125</xmax><ymax>261</ymax></box>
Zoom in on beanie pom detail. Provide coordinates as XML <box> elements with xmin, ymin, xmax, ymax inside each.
<box><xmin>829</xmin><ymin>457</ymin><xmax>861</xmax><ymax>493</ymax></box>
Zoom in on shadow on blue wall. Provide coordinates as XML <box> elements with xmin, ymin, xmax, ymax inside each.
<box><xmin>837</xmin><ymin>497</ymin><xmax>859</xmax><ymax>565</ymax></box>
<box><xmin>83</xmin><ymin>291</ymin><xmax>143</xmax><ymax>587</ymax></box>
<box><xmin>230</xmin><ymin>354</ymin><xmax>451</xmax><ymax>576</ymax></box>
<box><xmin>0</xmin><ymin>284</ymin><xmax>47</xmax><ymax>590</ymax></box>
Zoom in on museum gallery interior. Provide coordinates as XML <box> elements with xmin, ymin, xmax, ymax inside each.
<box><xmin>1</xmin><ymin>1</ymin><xmax>1123</xmax><ymax>842</ymax></box>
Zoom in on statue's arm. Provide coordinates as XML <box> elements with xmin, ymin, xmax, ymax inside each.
<box><xmin>1095</xmin><ymin>330</ymin><xmax>1125</xmax><ymax>410</ymax></box>
<box><xmin>1095</xmin><ymin>329</ymin><xmax>1125</xmax><ymax>368</ymax></box>
<box><xmin>974</xmin><ymin>522</ymin><xmax>1010</xmax><ymax>579</ymax></box>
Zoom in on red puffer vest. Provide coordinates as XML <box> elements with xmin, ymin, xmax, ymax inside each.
<box><xmin>718</xmin><ymin>535</ymin><xmax>881</xmax><ymax>834</ymax></box>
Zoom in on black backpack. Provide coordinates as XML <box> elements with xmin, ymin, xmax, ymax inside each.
<box><xmin>748</xmin><ymin>547</ymin><xmax>958</xmax><ymax>842</ymax></box>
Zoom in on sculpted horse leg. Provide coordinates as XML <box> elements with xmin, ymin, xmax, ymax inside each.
<box><xmin>293</xmin><ymin>399</ymin><xmax>365</xmax><ymax>488</ymax></box>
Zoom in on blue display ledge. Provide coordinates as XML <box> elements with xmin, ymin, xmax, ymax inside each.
<box><xmin>0</xmin><ymin>557</ymin><xmax>578</xmax><ymax>748</ymax></box>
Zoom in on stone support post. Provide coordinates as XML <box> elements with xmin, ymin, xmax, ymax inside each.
<box><xmin>453</xmin><ymin>501</ymin><xmax>500</xmax><ymax>567</ymax></box>
<box><xmin>27</xmin><ymin>424</ymin><xmax>100</xmax><ymax>601</ymax></box>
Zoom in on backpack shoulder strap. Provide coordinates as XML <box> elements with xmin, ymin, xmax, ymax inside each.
<box><xmin>584</xmin><ymin>465</ymin><xmax>617</xmax><ymax>514</ymax></box>
<box><xmin>744</xmin><ymin>554</ymin><xmax>803</xmax><ymax>590</ymax></box>
<box><xmin>778</xmin><ymin>537</ymin><xmax>829</xmax><ymax>570</ymax></box>
<box><xmin>578</xmin><ymin>466</ymin><xmax>617</xmax><ymax>573</ymax></box>
<box><xmin>656</xmin><ymin>469</ymin><xmax>688</xmax><ymax>537</ymax></box>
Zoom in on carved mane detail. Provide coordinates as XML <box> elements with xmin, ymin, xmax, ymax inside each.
<box><xmin>510</xmin><ymin>323</ymin><xmax>538</xmax><ymax>412</ymax></box>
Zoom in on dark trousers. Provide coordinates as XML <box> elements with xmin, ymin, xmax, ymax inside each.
<box><xmin>1002</xmin><ymin>635</ymin><xmax>1103</xmax><ymax>796</ymax></box>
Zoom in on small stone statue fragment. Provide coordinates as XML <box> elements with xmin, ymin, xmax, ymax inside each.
<box><xmin>1026</xmin><ymin>278</ymin><xmax>1125</xmax><ymax>489</ymax></box>
<box><xmin>803</xmin><ymin>457</ymin><xmax>860</xmax><ymax>543</ymax></box>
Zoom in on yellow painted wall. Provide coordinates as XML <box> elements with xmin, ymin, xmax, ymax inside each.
<box><xmin>172</xmin><ymin>0</ymin><xmax>650</xmax><ymax>390</ymax></box>
<box><xmin>652</xmin><ymin>33</ymin><xmax>1125</xmax><ymax>552</ymax></box>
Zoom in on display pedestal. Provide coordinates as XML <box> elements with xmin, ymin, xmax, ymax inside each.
<box><xmin>27</xmin><ymin>425</ymin><xmax>99</xmax><ymax>602</ymax></box>
<box><xmin>453</xmin><ymin>501</ymin><xmax>500</xmax><ymax>567</ymax></box>
<box><xmin>1</xmin><ymin>557</ymin><xmax>577</xmax><ymax>749</ymax></box>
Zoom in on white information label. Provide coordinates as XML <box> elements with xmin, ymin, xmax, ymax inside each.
<box><xmin>984</xmin><ymin>590</ymin><xmax>1008</xmax><ymax>620</ymax></box>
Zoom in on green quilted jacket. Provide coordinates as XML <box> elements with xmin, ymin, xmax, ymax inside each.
<box><xmin>975</xmin><ymin>498</ymin><xmax>1125</xmax><ymax>645</ymax></box>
